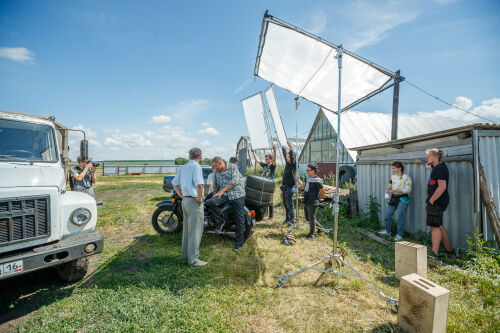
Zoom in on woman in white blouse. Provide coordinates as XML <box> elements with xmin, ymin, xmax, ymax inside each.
<box><xmin>378</xmin><ymin>161</ymin><xmax>412</xmax><ymax>241</ymax></box>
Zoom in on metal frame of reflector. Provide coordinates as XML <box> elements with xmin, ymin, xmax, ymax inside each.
<box><xmin>255</xmin><ymin>11</ymin><xmax>399</xmax><ymax>309</ymax></box>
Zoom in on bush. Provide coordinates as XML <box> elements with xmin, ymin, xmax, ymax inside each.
<box><xmin>463</xmin><ymin>229</ymin><xmax>500</xmax><ymax>278</ymax></box>
<box><xmin>174</xmin><ymin>157</ymin><xmax>188</xmax><ymax>165</ymax></box>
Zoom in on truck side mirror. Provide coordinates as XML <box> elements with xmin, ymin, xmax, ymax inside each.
<box><xmin>80</xmin><ymin>140</ymin><xmax>89</xmax><ymax>161</ymax></box>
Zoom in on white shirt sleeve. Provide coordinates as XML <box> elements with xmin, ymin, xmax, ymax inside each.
<box><xmin>207</xmin><ymin>173</ymin><xmax>214</xmax><ymax>185</ymax></box>
<box><xmin>172</xmin><ymin>168</ymin><xmax>181</xmax><ymax>186</ymax></box>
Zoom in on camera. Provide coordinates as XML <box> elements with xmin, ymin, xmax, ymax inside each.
<box><xmin>87</xmin><ymin>161</ymin><xmax>100</xmax><ymax>167</ymax></box>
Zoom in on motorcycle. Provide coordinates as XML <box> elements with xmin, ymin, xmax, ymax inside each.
<box><xmin>152</xmin><ymin>191</ymin><xmax>257</xmax><ymax>239</ymax></box>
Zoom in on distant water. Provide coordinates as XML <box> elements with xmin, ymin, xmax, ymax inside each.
<box><xmin>99</xmin><ymin>160</ymin><xmax>175</xmax><ymax>165</ymax></box>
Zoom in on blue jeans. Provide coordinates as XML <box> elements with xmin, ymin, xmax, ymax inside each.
<box><xmin>384</xmin><ymin>201</ymin><xmax>408</xmax><ymax>237</ymax></box>
<box><xmin>283</xmin><ymin>186</ymin><xmax>295</xmax><ymax>222</ymax></box>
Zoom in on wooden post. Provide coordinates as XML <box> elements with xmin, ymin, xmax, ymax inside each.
<box><xmin>391</xmin><ymin>70</ymin><xmax>401</xmax><ymax>141</ymax></box>
<box><xmin>479</xmin><ymin>163</ymin><xmax>500</xmax><ymax>247</ymax></box>
<box><xmin>349</xmin><ymin>188</ymin><xmax>358</xmax><ymax>217</ymax></box>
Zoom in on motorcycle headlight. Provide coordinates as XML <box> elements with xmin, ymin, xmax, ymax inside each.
<box><xmin>70</xmin><ymin>208</ymin><xmax>92</xmax><ymax>226</ymax></box>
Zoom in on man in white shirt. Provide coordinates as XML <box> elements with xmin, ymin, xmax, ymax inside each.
<box><xmin>172</xmin><ymin>148</ymin><xmax>207</xmax><ymax>267</ymax></box>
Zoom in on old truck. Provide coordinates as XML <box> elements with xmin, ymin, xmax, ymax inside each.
<box><xmin>0</xmin><ymin>110</ymin><xmax>103</xmax><ymax>282</ymax></box>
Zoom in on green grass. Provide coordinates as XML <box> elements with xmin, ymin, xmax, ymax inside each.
<box><xmin>1</xmin><ymin>175</ymin><xmax>498</xmax><ymax>332</ymax></box>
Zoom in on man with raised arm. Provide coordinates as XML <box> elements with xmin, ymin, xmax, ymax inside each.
<box><xmin>281</xmin><ymin>141</ymin><xmax>296</xmax><ymax>224</ymax></box>
<box><xmin>251</xmin><ymin>145</ymin><xmax>277</xmax><ymax>219</ymax></box>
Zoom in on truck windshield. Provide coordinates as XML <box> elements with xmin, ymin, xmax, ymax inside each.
<box><xmin>0</xmin><ymin>119</ymin><xmax>58</xmax><ymax>162</ymax></box>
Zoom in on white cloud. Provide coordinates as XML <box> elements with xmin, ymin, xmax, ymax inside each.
<box><xmin>72</xmin><ymin>124</ymin><xmax>98</xmax><ymax>138</ymax></box>
<box><xmin>150</xmin><ymin>115</ymin><xmax>171</xmax><ymax>124</ymax></box>
<box><xmin>341</xmin><ymin>1</ymin><xmax>420</xmax><ymax>50</ymax></box>
<box><xmin>202</xmin><ymin>122</ymin><xmax>210</xmax><ymax>127</ymax></box>
<box><xmin>235</xmin><ymin>79</ymin><xmax>251</xmax><ymax>94</ymax></box>
<box><xmin>415</xmin><ymin>97</ymin><xmax>500</xmax><ymax>124</ymax></box>
<box><xmin>103</xmin><ymin>129</ymin><xmax>153</xmax><ymax>148</ymax></box>
<box><xmin>197</xmin><ymin>127</ymin><xmax>220</xmax><ymax>136</ymax></box>
<box><xmin>0</xmin><ymin>47</ymin><xmax>35</xmax><ymax>63</ymax></box>
<box><xmin>200</xmin><ymin>140</ymin><xmax>211</xmax><ymax>147</ymax></box>
<box><xmin>152</xmin><ymin>99</ymin><xmax>209</xmax><ymax>121</ymax></box>
<box><xmin>305</xmin><ymin>8</ymin><xmax>327</xmax><ymax>35</ymax></box>
<box><xmin>434</xmin><ymin>0</ymin><xmax>458</xmax><ymax>4</ymax></box>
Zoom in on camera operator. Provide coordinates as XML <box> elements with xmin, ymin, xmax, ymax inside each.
<box><xmin>70</xmin><ymin>156</ymin><xmax>97</xmax><ymax>196</ymax></box>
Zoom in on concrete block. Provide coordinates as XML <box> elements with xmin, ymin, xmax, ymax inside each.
<box><xmin>398</xmin><ymin>273</ymin><xmax>450</xmax><ymax>333</ymax></box>
<box><xmin>395</xmin><ymin>241</ymin><xmax>427</xmax><ymax>280</ymax></box>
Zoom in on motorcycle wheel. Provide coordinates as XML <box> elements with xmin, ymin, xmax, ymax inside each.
<box><xmin>152</xmin><ymin>206</ymin><xmax>182</xmax><ymax>234</ymax></box>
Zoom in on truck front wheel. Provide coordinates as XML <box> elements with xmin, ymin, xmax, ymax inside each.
<box><xmin>57</xmin><ymin>257</ymin><xmax>89</xmax><ymax>282</ymax></box>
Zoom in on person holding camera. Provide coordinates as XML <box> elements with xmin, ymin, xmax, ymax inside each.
<box><xmin>70</xmin><ymin>156</ymin><xmax>97</xmax><ymax>196</ymax></box>
<box><xmin>378</xmin><ymin>161</ymin><xmax>412</xmax><ymax>241</ymax></box>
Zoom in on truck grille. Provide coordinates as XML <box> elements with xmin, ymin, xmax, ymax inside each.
<box><xmin>0</xmin><ymin>196</ymin><xmax>50</xmax><ymax>246</ymax></box>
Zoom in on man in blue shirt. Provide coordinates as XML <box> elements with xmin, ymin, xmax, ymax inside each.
<box><xmin>172</xmin><ymin>148</ymin><xmax>207</xmax><ymax>267</ymax></box>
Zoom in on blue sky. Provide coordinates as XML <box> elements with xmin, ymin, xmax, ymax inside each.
<box><xmin>1</xmin><ymin>0</ymin><xmax>499</xmax><ymax>160</ymax></box>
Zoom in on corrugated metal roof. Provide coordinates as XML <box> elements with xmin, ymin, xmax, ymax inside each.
<box><xmin>322</xmin><ymin>108</ymin><xmax>471</xmax><ymax>159</ymax></box>
<box><xmin>353</xmin><ymin>123</ymin><xmax>500</xmax><ymax>151</ymax></box>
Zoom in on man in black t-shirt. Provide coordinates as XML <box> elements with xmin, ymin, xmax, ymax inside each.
<box><xmin>296</xmin><ymin>163</ymin><xmax>325</xmax><ymax>238</ymax></box>
<box><xmin>423</xmin><ymin>148</ymin><xmax>454</xmax><ymax>256</ymax></box>
<box><xmin>251</xmin><ymin>145</ymin><xmax>276</xmax><ymax>219</ymax></box>
<box><xmin>282</xmin><ymin>141</ymin><xmax>296</xmax><ymax>223</ymax></box>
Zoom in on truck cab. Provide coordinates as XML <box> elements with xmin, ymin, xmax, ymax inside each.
<box><xmin>0</xmin><ymin>110</ymin><xmax>103</xmax><ymax>282</ymax></box>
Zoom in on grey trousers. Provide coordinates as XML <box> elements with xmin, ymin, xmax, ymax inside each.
<box><xmin>181</xmin><ymin>197</ymin><xmax>204</xmax><ymax>265</ymax></box>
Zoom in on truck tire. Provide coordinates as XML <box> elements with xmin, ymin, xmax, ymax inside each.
<box><xmin>246</xmin><ymin>174</ymin><xmax>276</xmax><ymax>193</ymax></box>
<box><xmin>152</xmin><ymin>206</ymin><xmax>182</xmax><ymax>234</ymax></box>
<box><xmin>246</xmin><ymin>197</ymin><xmax>273</xmax><ymax>208</ymax></box>
<box><xmin>339</xmin><ymin>165</ymin><xmax>356</xmax><ymax>184</ymax></box>
<box><xmin>245</xmin><ymin>186</ymin><xmax>274</xmax><ymax>202</ymax></box>
<box><xmin>57</xmin><ymin>257</ymin><xmax>89</xmax><ymax>282</ymax></box>
<box><xmin>253</xmin><ymin>207</ymin><xmax>267</xmax><ymax>222</ymax></box>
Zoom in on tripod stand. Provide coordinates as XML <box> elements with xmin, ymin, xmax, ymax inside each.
<box><xmin>273</xmin><ymin>45</ymin><xmax>398</xmax><ymax>310</ymax></box>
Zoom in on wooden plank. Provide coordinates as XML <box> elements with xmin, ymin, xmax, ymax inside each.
<box><xmin>357</xmin><ymin>228</ymin><xmax>392</xmax><ymax>247</ymax></box>
<box><xmin>479</xmin><ymin>163</ymin><xmax>500</xmax><ymax>247</ymax></box>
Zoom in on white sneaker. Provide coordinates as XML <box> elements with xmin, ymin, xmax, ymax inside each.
<box><xmin>394</xmin><ymin>235</ymin><xmax>403</xmax><ymax>241</ymax></box>
<box><xmin>378</xmin><ymin>230</ymin><xmax>390</xmax><ymax>236</ymax></box>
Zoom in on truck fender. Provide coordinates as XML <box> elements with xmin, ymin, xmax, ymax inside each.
<box><xmin>156</xmin><ymin>200</ymin><xmax>175</xmax><ymax>210</ymax></box>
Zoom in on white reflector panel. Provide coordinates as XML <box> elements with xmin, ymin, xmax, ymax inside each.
<box><xmin>241</xmin><ymin>93</ymin><xmax>271</xmax><ymax>149</ymax></box>
<box><xmin>257</xmin><ymin>21</ymin><xmax>392</xmax><ymax>111</ymax></box>
<box><xmin>264</xmin><ymin>86</ymin><xmax>287</xmax><ymax>145</ymax></box>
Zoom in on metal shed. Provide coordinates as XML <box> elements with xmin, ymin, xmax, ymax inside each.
<box><xmin>236</xmin><ymin>136</ymin><xmax>305</xmax><ymax>174</ymax></box>
<box><xmin>354</xmin><ymin>124</ymin><xmax>500</xmax><ymax>248</ymax></box>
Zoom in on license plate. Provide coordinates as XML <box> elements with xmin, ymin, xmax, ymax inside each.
<box><xmin>0</xmin><ymin>260</ymin><xmax>24</xmax><ymax>277</ymax></box>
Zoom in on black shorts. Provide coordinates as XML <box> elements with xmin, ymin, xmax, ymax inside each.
<box><xmin>426</xmin><ymin>204</ymin><xmax>444</xmax><ymax>227</ymax></box>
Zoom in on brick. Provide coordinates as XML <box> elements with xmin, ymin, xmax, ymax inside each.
<box><xmin>395</xmin><ymin>241</ymin><xmax>427</xmax><ymax>280</ymax></box>
<box><xmin>398</xmin><ymin>273</ymin><xmax>450</xmax><ymax>333</ymax></box>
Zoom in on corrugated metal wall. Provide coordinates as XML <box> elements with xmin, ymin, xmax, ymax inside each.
<box><xmin>478</xmin><ymin>131</ymin><xmax>500</xmax><ymax>245</ymax></box>
<box><xmin>356</xmin><ymin>133</ymin><xmax>485</xmax><ymax>248</ymax></box>
<box><xmin>357</xmin><ymin>161</ymin><xmax>480</xmax><ymax>248</ymax></box>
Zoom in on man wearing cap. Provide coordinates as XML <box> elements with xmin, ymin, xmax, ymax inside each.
<box><xmin>172</xmin><ymin>148</ymin><xmax>207</xmax><ymax>267</ymax></box>
<box><xmin>70</xmin><ymin>156</ymin><xmax>97</xmax><ymax>197</ymax></box>
<box><xmin>229</xmin><ymin>156</ymin><xmax>242</xmax><ymax>174</ymax></box>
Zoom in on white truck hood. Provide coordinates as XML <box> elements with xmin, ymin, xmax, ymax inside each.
<box><xmin>0</xmin><ymin>163</ymin><xmax>65</xmax><ymax>189</ymax></box>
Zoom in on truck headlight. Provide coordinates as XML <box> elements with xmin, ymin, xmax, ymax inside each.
<box><xmin>70</xmin><ymin>208</ymin><xmax>92</xmax><ymax>226</ymax></box>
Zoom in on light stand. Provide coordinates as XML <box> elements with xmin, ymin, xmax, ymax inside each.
<box><xmin>274</xmin><ymin>46</ymin><xmax>398</xmax><ymax>309</ymax></box>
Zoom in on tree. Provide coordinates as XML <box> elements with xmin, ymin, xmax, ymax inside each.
<box><xmin>174</xmin><ymin>157</ymin><xmax>188</xmax><ymax>165</ymax></box>
<box><xmin>201</xmin><ymin>158</ymin><xmax>212</xmax><ymax>165</ymax></box>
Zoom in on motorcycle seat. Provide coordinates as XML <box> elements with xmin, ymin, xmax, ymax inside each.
<box><xmin>221</xmin><ymin>202</ymin><xmax>233</xmax><ymax>213</ymax></box>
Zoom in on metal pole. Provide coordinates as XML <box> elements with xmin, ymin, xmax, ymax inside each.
<box><xmin>295</xmin><ymin>96</ymin><xmax>300</xmax><ymax>221</ymax></box>
<box><xmin>391</xmin><ymin>70</ymin><xmax>401</xmax><ymax>141</ymax></box>
<box><xmin>332</xmin><ymin>45</ymin><xmax>343</xmax><ymax>255</ymax></box>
